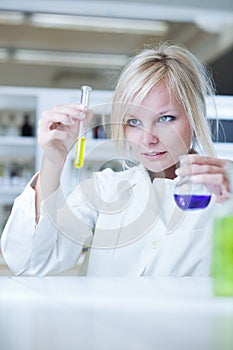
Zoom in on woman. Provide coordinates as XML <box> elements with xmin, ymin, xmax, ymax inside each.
<box><xmin>1</xmin><ymin>43</ymin><xmax>231</xmax><ymax>276</ymax></box>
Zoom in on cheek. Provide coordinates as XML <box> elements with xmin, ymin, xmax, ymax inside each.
<box><xmin>160</xmin><ymin>124</ymin><xmax>191</xmax><ymax>153</ymax></box>
<box><xmin>171</xmin><ymin>124</ymin><xmax>191</xmax><ymax>153</ymax></box>
<box><xmin>124</xmin><ymin>127</ymin><xmax>139</xmax><ymax>144</ymax></box>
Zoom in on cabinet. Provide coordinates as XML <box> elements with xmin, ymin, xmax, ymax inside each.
<box><xmin>0</xmin><ymin>86</ymin><xmax>115</xmax><ymax>235</ymax></box>
<box><xmin>0</xmin><ymin>136</ymin><xmax>35</xmax><ymax>202</ymax></box>
<box><xmin>0</xmin><ymin>89</ymin><xmax>37</xmax><ymax>234</ymax></box>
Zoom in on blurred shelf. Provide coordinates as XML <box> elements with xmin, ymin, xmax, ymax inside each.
<box><xmin>0</xmin><ymin>185</ymin><xmax>26</xmax><ymax>205</ymax></box>
<box><xmin>0</xmin><ymin>184</ymin><xmax>26</xmax><ymax>193</ymax></box>
<box><xmin>0</xmin><ymin>136</ymin><xmax>35</xmax><ymax>159</ymax></box>
<box><xmin>214</xmin><ymin>142</ymin><xmax>233</xmax><ymax>160</ymax></box>
<box><xmin>0</xmin><ymin>136</ymin><xmax>35</xmax><ymax>145</ymax></box>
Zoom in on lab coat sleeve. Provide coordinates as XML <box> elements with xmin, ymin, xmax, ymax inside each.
<box><xmin>1</xmin><ymin>175</ymin><xmax>96</xmax><ymax>276</ymax></box>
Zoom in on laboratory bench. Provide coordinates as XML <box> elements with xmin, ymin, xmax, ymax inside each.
<box><xmin>0</xmin><ymin>276</ymin><xmax>233</xmax><ymax>350</ymax></box>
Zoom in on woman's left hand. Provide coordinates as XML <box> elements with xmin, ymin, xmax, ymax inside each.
<box><xmin>175</xmin><ymin>154</ymin><xmax>232</xmax><ymax>202</ymax></box>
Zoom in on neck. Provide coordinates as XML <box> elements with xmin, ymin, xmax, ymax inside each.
<box><xmin>148</xmin><ymin>163</ymin><xmax>177</xmax><ymax>181</ymax></box>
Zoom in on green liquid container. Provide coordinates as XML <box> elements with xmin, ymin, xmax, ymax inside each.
<box><xmin>212</xmin><ymin>216</ymin><xmax>233</xmax><ymax>296</ymax></box>
<box><xmin>211</xmin><ymin>163</ymin><xmax>233</xmax><ymax>297</ymax></box>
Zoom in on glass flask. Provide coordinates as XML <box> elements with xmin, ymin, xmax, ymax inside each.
<box><xmin>174</xmin><ymin>156</ymin><xmax>212</xmax><ymax>211</ymax></box>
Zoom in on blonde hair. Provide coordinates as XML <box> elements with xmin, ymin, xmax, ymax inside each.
<box><xmin>111</xmin><ymin>42</ymin><xmax>216</xmax><ymax>157</ymax></box>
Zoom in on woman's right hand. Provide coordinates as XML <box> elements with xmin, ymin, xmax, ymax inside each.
<box><xmin>38</xmin><ymin>103</ymin><xmax>92</xmax><ymax>166</ymax></box>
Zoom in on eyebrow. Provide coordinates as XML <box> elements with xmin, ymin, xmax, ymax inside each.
<box><xmin>126</xmin><ymin>114</ymin><xmax>138</xmax><ymax>118</ymax></box>
<box><xmin>157</xmin><ymin>109</ymin><xmax>177</xmax><ymax>115</ymax></box>
<box><xmin>127</xmin><ymin>109</ymin><xmax>177</xmax><ymax>119</ymax></box>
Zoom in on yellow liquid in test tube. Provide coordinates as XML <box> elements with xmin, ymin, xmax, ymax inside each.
<box><xmin>74</xmin><ymin>137</ymin><xmax>86</xmax><ymax>168</ymax></box>
<box><xmin>73</xmin><ymin>86</ymin><xmax>92</xmax><ymax>168</ymax></box>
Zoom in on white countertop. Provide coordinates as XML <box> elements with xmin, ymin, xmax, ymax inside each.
<box><xmin>0</xmin><ymin>277</ymin><xmax>233</xmax><ymax>350</ymax></box>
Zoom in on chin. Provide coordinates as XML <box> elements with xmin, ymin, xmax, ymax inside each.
<box><xmin>143</xmin><ymin>161</ymin><xmax>177</xmax><ymax>179</ymax></box>
<box><xmin>142</xmin><ymin>162</ymin><xmax>166</xmax><ymax>174</ymax></box>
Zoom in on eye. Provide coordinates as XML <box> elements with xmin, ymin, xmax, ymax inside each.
<box><xmin>159</xmin><ymin>115</ymin><xmax>175</xmax><ymax>123</ymax></box>
<box><xmin>126</xmin><ymin>118</ymin><xmax>142</xmax><ymax>127</ymax></box>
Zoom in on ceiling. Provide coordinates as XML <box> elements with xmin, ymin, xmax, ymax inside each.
<box><xmin>0</xmin><ymin>0</ymin><xmax>232</xmax><ymax>93</ymax></box>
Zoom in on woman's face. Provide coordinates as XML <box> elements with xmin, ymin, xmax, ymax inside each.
<box><xmin>124</xmin><ymin>84</ymin><xmax>191</xmax><ymax>179</ymax></box>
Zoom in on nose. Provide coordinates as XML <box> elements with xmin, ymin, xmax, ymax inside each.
<box><xmin>140</xmin><ymin>128</ymin><xmax>159</xmax><ymax>146</ymax></box>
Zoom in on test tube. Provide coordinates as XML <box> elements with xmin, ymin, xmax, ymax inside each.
<box><xmin>73</xmin><ymin>85</ymin><xmax>92</xmax><ymax>168</ymax></box>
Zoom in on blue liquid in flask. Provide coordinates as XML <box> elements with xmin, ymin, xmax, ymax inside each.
<box><xmin>174</xmin><ymin>194</ymin><xmax>211</xmax><ymax>210</ymax></box>
<box><xmin>174</xmin><ymin>156</ymin><xmax>212</xmax><ymax>211</ymax></box>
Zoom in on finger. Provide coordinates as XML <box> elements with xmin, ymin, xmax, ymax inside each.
<box><xmin>40</xmin><ymin>111</ymin><xmax>77</xmax><ymax>129</ymax></box>
<box><xmin>43</xmin><ymin>129</ymin><xmax>68</xmax><ymax>145</ymax></box>
<box><xmin>40</xmin><ymin>111</ymin><xmax>70</xmax><ymax>124</ymax></box>
<box><xmin>53</xmin><ymin>103</ymin><xmax>86</xmax><ymax>115</ymax></box>
<box><xmin>52</xmin><ymin>104</ymin><xmax>90</xmax><ymax>125</ymax></box>
<box><xmin>215</xmin><ymin>189</ymin><xmax>232</xmax><ymax>203</ymax></box>
<box><xmin>176</xmin><ymin>155</ymin><xmax>231</xmax><ymax>178</ymax></box>
<box><xmin>38</xmin><ymin>128</ymin><xmax>66</xmax><ymax>146</ymax></box>
<box><xmin>181</xmin><ymin>154</ymin><xmax>229</xmax><ymax>168</ymax></box>
<box><xmin>176</xmin><ymin>163</ymin><xmax>226</xmax><ymax>177</ymax></box>
<box><xmin>69</xmin><ymin>107</ymin><xmax>94</xmax><ymax>122</ymax></box>
<box><xmin>83</xmin><ymin>109</ymin><xmax>93</xmax><ymax>124</ymax></box>
<box><xmin>40</xmin><ymin>105</ymin><xmax>92</xmax><ymax>131</ymax></box>
<box><xmin>190</xmin><ymin>173</ymin><xmax>230</xmax><ymax>192</ymax></box>
<box><xmin>52</xmin><ymin>103</ymin><xmax>85</xmax><ymax>111</ymax></box>
<box><xmin>39</xmin><ymin>117</ymin><xmax>80</xmax><ymax>143</ymax></box>
<box><xmin>49</xmin><ymin>129</ymin><xmax>68</xmax><ymax>141</ymax></box>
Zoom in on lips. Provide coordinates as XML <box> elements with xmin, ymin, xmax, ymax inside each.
<box><xmin>142</xmin><ymin>151</ymin><xmax>166</xmax><ymax>160</ymax></box>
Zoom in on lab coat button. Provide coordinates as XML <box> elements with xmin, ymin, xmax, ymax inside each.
<box><xmin>151</xmin><ymin>240</ymin><xmax>158</xmax><ymax>249</ymax></box>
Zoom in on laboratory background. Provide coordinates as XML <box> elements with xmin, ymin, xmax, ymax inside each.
<box><xmin>0</xmin><ymin>2</ymin><xmax>233</xmax><ymax>350</ymax></box>
<box><xmin>0</xmin><ymin>0</ymin><xmax>233</xmax><ymax>275</ymax></box>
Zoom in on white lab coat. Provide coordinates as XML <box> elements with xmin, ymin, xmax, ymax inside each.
<box><xmin>1</xmin><ymin>165</ymin><xmax>217</xmax><ymax>276</ymax></box>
